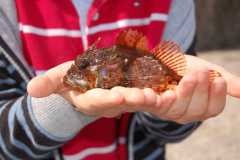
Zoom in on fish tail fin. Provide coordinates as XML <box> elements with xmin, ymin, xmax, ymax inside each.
<box><xmin>151</xmin><ymin>41</ymin><xmax>186</xmax><ymax>77</ymax></box>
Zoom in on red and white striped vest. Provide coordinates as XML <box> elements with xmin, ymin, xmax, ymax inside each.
<box><xmin>15</xmin><ymin>0</ymin><xmax>172</xmax><ymax>159</ymax></box>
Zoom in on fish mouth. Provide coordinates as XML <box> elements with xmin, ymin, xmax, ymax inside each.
<box><xmin>63</xmin><ymin>74</ymin><xmax>90</xmax><ymax>91</ymax></box>
<box><xmin>71</xmin><ymin>79</ymin><xmax>89</xmax><ymax>88</ymax></box>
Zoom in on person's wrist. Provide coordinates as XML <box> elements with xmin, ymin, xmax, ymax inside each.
<box><xmin>30</xmin><ymin>94</ymin><xmax>98</xmax><ymax>139</ymax></box>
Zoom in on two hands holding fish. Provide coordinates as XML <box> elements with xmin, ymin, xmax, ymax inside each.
<box><xmin>27</xmin><ymin>30</ymin><xmax>240</xmax><ymax>124</ymax></box>
<box><xmin>27</xmin><ymin>55</ymin><xmax>240</xmax><ymax>124</ymax></box>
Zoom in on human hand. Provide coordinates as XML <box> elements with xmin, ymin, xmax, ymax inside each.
<box><xmin>27</xmin><ymin>61</ymin><xmax>174</xmax><ymax>118</ymax></box>
<box><xmin>146</xmin><ymin>68</ymin><xmax>227</xmax><ymax>124</ymax></box>
<box><xmin>27</xmin><ymin>62</ymin><xmax>123</xmax><ymax>118</ymax></box>
<box><xmin>185</xmin><ymin>55</ymin><xmax>240</xmax><ymax>98</ymax></box>
<box><xmin>145</xmin><ymin>54</ymin><xmax>240</xmax><ymax>124</ymax></box>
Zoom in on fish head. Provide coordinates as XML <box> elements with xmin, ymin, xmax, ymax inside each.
<box><xmin>63</xmin><ymin>46</ymin><xmax>126</xmax><ymax>92</ymax></box>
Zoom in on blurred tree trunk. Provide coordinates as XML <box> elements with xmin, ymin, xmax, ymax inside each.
<box><xmin>196</xmin><ymin>0</ymin><xmax>240</xmax><ymax>51</ymax></box>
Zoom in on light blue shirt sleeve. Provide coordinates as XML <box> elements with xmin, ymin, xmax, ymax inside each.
<box><xmin>163</xmin><ymin>0</ymin><xmax>196</xmax><ymax>52</ymax></box>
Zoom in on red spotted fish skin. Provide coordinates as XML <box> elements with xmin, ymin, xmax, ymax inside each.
<box><xmin>63</xmin><ymin>44</ymin><xmax>181</xmax><ymax>93</ymax></box>
<box><xmin>64</xmin><ymin>29</ymin><xmax>222</xmax><ymax>93</ymax></box>
<box><xmin>126</xmin><ymin>55</ymin><xmax>181</xmax><ymax>92</ymax></box>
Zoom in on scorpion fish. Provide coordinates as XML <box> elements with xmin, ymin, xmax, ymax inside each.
<box><xmin>63</xmin><ymin>29</ymin><xmax>220</xmax><ymax>93</ymax></box>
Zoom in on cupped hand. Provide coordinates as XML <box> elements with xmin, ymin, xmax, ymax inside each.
<box><xmin>146</xmin><ymin>54</ymin><xmax>240</xmax><ymax>124</ymax></box>
<box><xmin>27</xmin><ymin>61</ymin><xmax>123</xmax><ymax>118</ymax></box>
<box><xmin>27</xmin><ymin>61</ymin><xmax>174</xmax><ymax>118</ymax></box>
<box><xmin>147</xmin><ymin>68</ymin><xmax>227</xmax><ymax>124</ymax></box>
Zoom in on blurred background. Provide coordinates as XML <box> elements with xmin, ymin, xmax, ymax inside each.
<box><xmin>196</xmin><ymin>0</ymin><xmax>240</xmax><ymax>51</ymax></box>
<box><xmin>167</xmin><ymin>1</ymin><xmax>240</xmax><ymax>160</ymax></box>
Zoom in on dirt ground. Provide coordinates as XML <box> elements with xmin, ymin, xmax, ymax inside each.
<box><xmin>166</xmin><ymin>50</ymin><xmax>240</xmax><ymax>160</ymax></box>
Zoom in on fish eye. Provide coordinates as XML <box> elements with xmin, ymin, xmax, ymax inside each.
<box><xmin>79</xmin><ymin>58</ymin><xmax>89</xmax><ymax>69</ymax></box>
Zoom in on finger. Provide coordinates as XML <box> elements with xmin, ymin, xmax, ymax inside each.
<box><xmin>149</xmin><ymin>90</ymin><xmax>176</xmax><ymax>118</ymax></box>
<box><xmin>62</xmin><ymin>88</ymin><xmax>124</xmax><ymax>115</ymax></box>
<box><xmin>27</xmin><ymin>61</ymin><xmax>73</xmax><ymax>97</ymax></box>
<box><xmin>176</xmin><ymin>68</ymin><xmax>210</xmax><ymax>123</ymax></box>
<box><xmin>142</xmin><ymin>88</ymin><xmax>157</xmax><ymax>107</ymax></box>
<box><xmin>85</xmin><ymin>88</ymin><xmax>125</xmax><ymax>107</ymax></box>
<box><xmin>214</xmin><ymin>66</ymin><xmax>240</xmax><ymax>98</ymax></box>
<box><xmin>203</xmin><ymin>77</ymin><xmax>227</xmax><ymax>119</ymax></box>
<box><xmin>137</xmin><ymin>88</ymin><xmax>157</xmax><ymax>113</ymax></box>
<box><xmin>111</xmin><ymin>86</ymin><xmax>145</xmax><ymax>112</ymax></box>
<box><xmin>162</xmin><ymin>71</ymin><xmax>197</xmax><ymax>120</ymax></box>
<box><xmin>186</xmin><ymin>55</ymin><xmax>240</xmax><ymax>98</ymax></box>
<box><xmin>204</xmin><ymin>60</ymin><xmax>240</xmax><ymax>98</ymax></box>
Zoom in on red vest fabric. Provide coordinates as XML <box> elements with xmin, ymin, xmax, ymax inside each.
<box><xmin>15</xmin><ymin>0</ymin><xmax>172</xmax><ymax>159</ymax></box>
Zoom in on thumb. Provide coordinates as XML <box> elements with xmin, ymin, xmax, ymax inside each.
<box><xmin>212</xmin><ymin>65</ymin><xmax>240</xmax><ymax>98</ymax></box>
<box><xmin>27</xmin><ymin>61</ymin><xmax>73</xmax><ymax>98</ymax></box>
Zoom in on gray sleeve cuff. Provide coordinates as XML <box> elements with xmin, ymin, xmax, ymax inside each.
<box><xmin>30</xmin><ymin>94</ymin><xmax>97</xmax><ymax>140</ymax></box>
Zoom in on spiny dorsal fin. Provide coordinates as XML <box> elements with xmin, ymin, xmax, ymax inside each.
<box><xmin>151</xmin><ymin>41</ymin><xmax>186</xmax><ymax>77</ymax></box>
<box><xmin>116</xmin><ymin>29</ymin><xmax>148</xmax><ymax>51</ymax></box>
<box><xmin>88</xmin><ymin>37</ymin><xmax>101</xmax><ymax>51</ymax></box>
